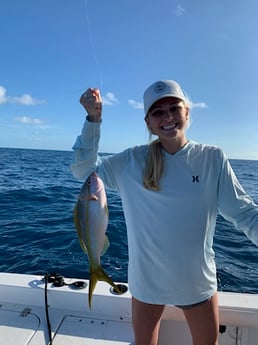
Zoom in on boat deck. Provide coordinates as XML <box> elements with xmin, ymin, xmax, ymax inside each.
<box><xmin>1</xmin><ymin>273</ymin><xmax>133</xmax><ymax>345</ymax></box>
<box><xmin>1</xmin><ymin>273</ymin><xmax>258</xmax><ymax>345</ymax></box>
<box><xmin>1</xmin><ymin>307</ymin><xmax>133</xmax><ymax>344</ymax></box>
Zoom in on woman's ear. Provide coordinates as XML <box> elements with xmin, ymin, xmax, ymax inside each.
<box><xmin>185</xmin><ymin>107</ymin><xmax>190</xmax><ymax>121</ymax></box>
<box><xmin>145</xmin><ymin>115</ymin><xmax>151</xmax><ymax>130</ymax></box>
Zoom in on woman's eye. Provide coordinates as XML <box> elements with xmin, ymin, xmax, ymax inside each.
<box><xmin>170</xmin><ymin>105</ymin><xmax>182</xmax><ymax>112</ymax></box>
<box><xmin>151</xmin><ymin>110</ymin><xmax>164</xmax><ymax>117</ymax></box>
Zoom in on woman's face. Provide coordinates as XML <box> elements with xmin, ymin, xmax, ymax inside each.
<box><xmin>145</xmin><ymin>97</ymin><xmax>189</xmax><ymax>143</ymax></box>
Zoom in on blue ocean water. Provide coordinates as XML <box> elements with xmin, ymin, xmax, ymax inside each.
<box><xmin>0</xmin><ymin>147</ymin><xmax>258</xmax><ymax>293</ymax></box>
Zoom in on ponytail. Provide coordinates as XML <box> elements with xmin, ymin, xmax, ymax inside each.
<box><xmin>143</xmin><ymin>139</ymin><xmax>163</xmax><ymax>191</ymax></box>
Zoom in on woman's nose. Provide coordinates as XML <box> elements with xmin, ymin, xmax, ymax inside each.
<box><xmin>164</xmin><ymin>109</ymin><xmax>174</xmax><ymax>119</ymax></box>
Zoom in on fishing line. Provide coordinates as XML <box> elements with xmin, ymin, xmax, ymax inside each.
<box><xmin>83</xmin><ymin>0</ymin><xmax>104</xmax><ymax>153</ymax></box>
<box><xmin>83</xmin><ymin>0</ymin><xmax>104</xmax><ymax>88</ymax></box>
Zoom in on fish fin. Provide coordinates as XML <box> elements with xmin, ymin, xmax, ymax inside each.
<box><xmin>104</xmin><ymin>203</ymin><xmax>109</xmax><ymax>217</ymax></box>
<box><xmin>88</xmin><ymin>266</ymin><xmax>121</xmax><ymax>309</ymax></box>
<box><xmin>73</xmin><ymin>203</ymin><xmax>79</xmax><ymax>228</ymax></box>
<box><xmin>80</xmin><ymin>240</ymin><xmax>88</xmax><ymax>254</ymax></box>
<box><xmin>100</xmin><ymin>235</ymin><xmax>110</xmax><ymax>256</ymax></box>
<box><xmin>88</xmin><ymin>270</ymin><xmax>98</xmax><ymax>309</ymax></box>
<box><xmin>73</xmin><ymin>203</ymin><xmax>88</xmax><ymax>254</ymax></box>
<box><xmin>73</xmin><ymin>203</ymin><xmax>82</xmax><ymax>234</ymax></box>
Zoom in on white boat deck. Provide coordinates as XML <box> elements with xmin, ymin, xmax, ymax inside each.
<box><xmin>1</xmin><ymin>273</ymin><xmax>258</xmax><ymax>344</ymax></box>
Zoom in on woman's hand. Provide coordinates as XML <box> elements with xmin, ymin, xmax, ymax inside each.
<box><xmin>80</xmin><ymin>88</ymin><xmax>102</xmax><ymax>122</ymax></box>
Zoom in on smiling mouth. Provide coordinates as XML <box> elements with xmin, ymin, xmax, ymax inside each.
<box><xmin>161</xmin><ymin>123</ymin><xmax>178</xmax><ymax>131</ymax></box>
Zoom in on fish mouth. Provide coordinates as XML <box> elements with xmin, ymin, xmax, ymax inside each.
<box><xmin>88</xmin><ymin>194</ymin><xmax>98</xmax><ymax>201</ymax></box>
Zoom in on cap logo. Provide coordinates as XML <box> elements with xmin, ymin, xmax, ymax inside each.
<box><xmin>154</xmin><ymin>81</ymin><xmax>167</xmax><ymax>93</ymax></box>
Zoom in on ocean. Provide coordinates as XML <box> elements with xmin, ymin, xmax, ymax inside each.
<box><xmin>0</xmin><ymin>147</ymin><xmax>258</xmax><ymax>294</ymax></box>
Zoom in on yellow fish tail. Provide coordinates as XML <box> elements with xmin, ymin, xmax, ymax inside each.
<box><xmin>88</xmin><ymin>266</ymin><xmax>121</xmax><ymax>309</ymax></box>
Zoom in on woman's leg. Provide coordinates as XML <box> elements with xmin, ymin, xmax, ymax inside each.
<box><xmin>182</xmin><ymin>292</ymin><xmax>219</xmax><ymax>345</ymax></box>
<box><xmin>132</xmin><ymin>296</ymin><xmax>165</xmax><ymax>345</ymax></box>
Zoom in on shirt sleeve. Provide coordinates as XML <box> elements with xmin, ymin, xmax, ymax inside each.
<box><xmin>70</xmin><ymin>118</ymin><xmax>130</xmax><ymax>191</ymax></box>
<box><xmin>217</xmin><ymin>149</ymin><xmax>258</xmax><ymax>246</ymax></box>
<box><xmin>70</xmin><ymin>119</ymin><xmax>101</xmax><ymax>180</ymax></box>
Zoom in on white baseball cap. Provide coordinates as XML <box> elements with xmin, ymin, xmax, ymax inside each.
<box><xmin>143</xmin><ymin>80</ymin><xmax>187</xmax><ymax>115</ymax></box>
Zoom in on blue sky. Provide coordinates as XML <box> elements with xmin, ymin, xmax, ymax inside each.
<box><xmin>0</xmin><ymin>0</ymin><xmax>258</xmax><ymax>159</ymax></box>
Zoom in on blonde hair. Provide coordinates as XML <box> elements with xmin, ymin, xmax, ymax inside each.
<box><xmin>143</xmin><ymin>138</ymin><xmax>163</xmax><ymax>191</ymax></box>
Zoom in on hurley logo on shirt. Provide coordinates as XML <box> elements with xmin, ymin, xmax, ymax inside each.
<box><xmin>192</xmin><ymin>175</ymin><xmax>200</xmax><ymax>182</ymax></box>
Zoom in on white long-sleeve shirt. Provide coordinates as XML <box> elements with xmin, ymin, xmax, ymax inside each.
<box><xmin>71</xmin><ymin>120</ymin><xmax>258</xmax><ymax>305</ymax></box>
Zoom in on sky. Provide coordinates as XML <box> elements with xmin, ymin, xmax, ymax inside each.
<box><xmin>0</xmin><ymin>0</ymin><xmax>258</xmax><ymax>159</ymax></box>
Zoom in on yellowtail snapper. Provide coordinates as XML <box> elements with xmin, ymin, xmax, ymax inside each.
<box><xmin>73</xmin><ymin>172</ymin><xmax>121</xmax><ymax>308</ymax></box>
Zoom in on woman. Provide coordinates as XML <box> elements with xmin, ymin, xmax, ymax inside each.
<box><xmin>71</xmin><ymin>80</ymin><xmax>258</xmax><ymax>345</ymax></box>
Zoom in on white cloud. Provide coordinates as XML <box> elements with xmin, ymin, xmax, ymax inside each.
<box><xmin>14</xmin><ymin>116</ymin><xmax>53</xmax><ymax>129</ymax></box>
<box><xmin>0</xmin><ymin>86</ymin><xmax>8</xmax><ymax>104</ymax></box>
<box><xmin>15</xmin><ymin>116</ymin><xmax>44</xmax><ymax>125</ymax></box>
<box><xmin>128</xmin><ymin>99</ymin><xmax>144</xmax><ymax>109</ymax></box>
<box><xmin>15</xmin><ymin>116</ymin><xmax>43</xmax><ymax>125</ymax></box>
<box><xmin>0</xmin><ymin>85</ymin><xmax>46</xmax><ymax>105</ymax></box>
<box><xmin>174</xmin><ymin>4</ymin><xmax>185</xmax><ymax>16</ymax></box>
<box><xmin>11</xmin><ymin>94</ymin><xmax>46</xmax><ymax>105</ymax></box>
<box><xmin>102</xmin><ymin>92</ymin><xmax>118</xmax><ymax>106</ymax></box>
<box><xmin>191</xmin><ymin>102</ymin><xmax>208</xmax><ymax>109</ymax></box>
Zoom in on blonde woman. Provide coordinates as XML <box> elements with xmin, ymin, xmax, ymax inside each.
<box><xmin>71</xmin><ymin>80</ymin><xmax>258</xmax><ymax>345</ymax></box>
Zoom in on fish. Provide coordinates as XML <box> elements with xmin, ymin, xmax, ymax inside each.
<box><xmin>73</xmin><ymin>171</ymin><xmax>121</xmax><ymax>308</ymax></box>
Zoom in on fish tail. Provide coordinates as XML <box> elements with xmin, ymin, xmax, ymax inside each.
<box><xmin>88</xmin><ymin>266</ymin><xmax>122</xmax><ymax>309</ymax></box>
